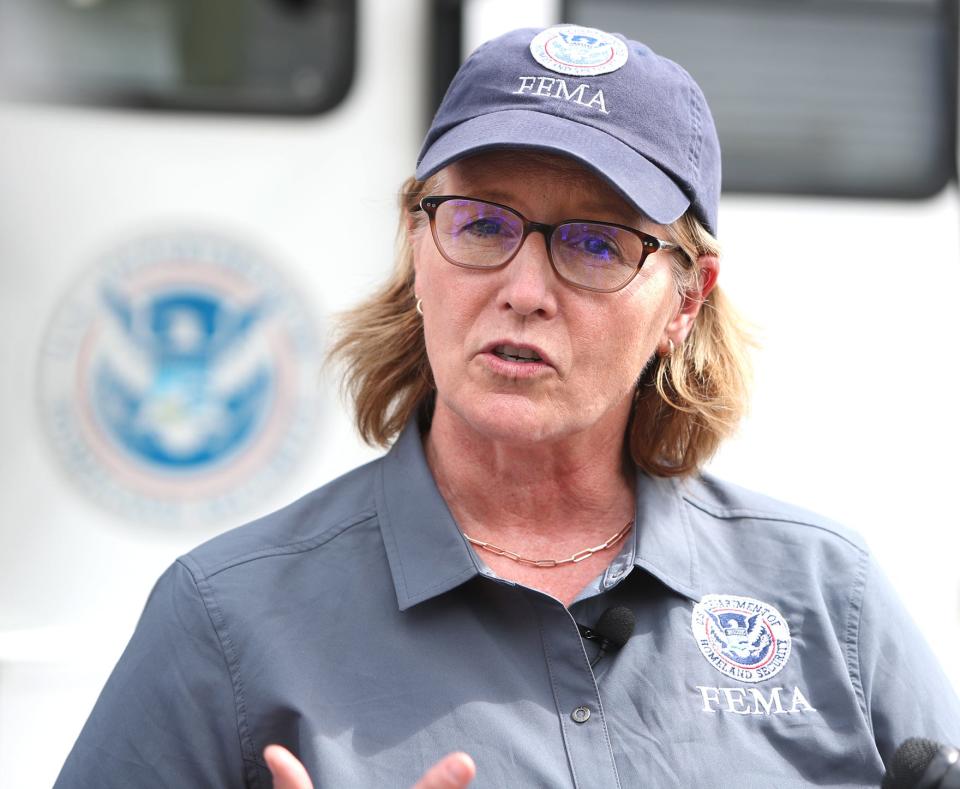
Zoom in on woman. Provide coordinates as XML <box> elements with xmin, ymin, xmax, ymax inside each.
<box><xmin>56</xmin><ymin>25</ymin><xmax>960</xmax><ymax>789</ymax></box>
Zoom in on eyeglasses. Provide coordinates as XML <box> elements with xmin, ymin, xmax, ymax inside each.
<box><xmin>414</xmin><ymin>195</ymin><xmax>681</xmax><ymax>293</ymax></box>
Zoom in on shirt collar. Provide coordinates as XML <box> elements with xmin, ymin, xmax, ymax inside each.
<box><xmin>623</xmin><ymin>473</ymin><xmax>702</xmax><ymax>602</ymax></box>
<box><xmin>376</xmin><ymin>419</ymin><xmax>481</xmax><ymax>611</ymax></box>
<box><xmin>376</xmin><ymin>418</ymin><xmax>702</xmax><ymax>610</ymax></box>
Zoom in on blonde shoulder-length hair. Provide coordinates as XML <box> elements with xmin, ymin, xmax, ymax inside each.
<box><xmin>329</xmin><ymin>171</ymin><xmax>753</xmax><ymax>478</ymax></box>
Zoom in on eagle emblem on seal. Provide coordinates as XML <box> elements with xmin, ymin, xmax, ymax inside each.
<box><xmin>691</xmin><ymin>595</ymin><xmax>792</xmax><ymax>683</ymax></box>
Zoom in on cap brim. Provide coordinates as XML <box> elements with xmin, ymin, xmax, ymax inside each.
<box><xmin>415</xmin><ymin>109</ymin><xmax>690</xmax><ymax>227</ymax></box>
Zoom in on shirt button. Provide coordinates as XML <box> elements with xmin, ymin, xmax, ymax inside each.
<box><xmin>571</xmin><ymin>705</ymin><xmax>591</xmax><ymax>724</ymax></box>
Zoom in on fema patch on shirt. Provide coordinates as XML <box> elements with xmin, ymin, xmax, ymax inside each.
<box><xmin>691</xmin><ymin>595</ymin><xmax>791</xmax><ymax>683</ymax></box>
<box><xmin>529</xmin><ymin>25</ymin><xmax>628</xmax><ymax>77</ymax></box>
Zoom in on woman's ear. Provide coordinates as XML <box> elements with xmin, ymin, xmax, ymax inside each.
<box><xmin>692</xmin><ymin>253</ymin><xmax>719</xmax><ymax>302</ymax></box>
<box><xmin>664</xmin><ymin>254</ymin><xmax>719</xmax><ymax>346</ymax></box>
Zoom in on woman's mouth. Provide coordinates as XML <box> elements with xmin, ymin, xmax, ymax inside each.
<box><xmin>492</xmin><ymin>344</ymin><xmax>543</xmax><ymax>363</ymax></box>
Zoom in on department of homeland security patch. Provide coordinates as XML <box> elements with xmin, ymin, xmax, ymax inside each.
<box><xmin>529</xmin><ymin>25</ymin><xmax>629</xmax><ymax>77</ymax></box>
<box><xmin>691</xmin><ymin>595</ymin><xmax>791</xmax><ymax>683</ymax></box>
<box><xmin>37</xmin><ymin>230</ymin><xmax>320</xmax><ymax>528</ymax></box>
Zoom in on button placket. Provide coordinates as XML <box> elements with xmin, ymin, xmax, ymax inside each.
<box><xmin>526</xmin><ymin>590</ymin><xmax>623</xmax><ymax>789</ymax></box>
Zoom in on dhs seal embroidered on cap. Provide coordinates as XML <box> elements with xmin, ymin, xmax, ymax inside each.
<box><xmin>529</xmin><ymin>25</ymin><xmax>629</xmax><ymax>77</ymax></box>
<box><xmin>691</xmin><ymin>595</ymin><xmax>792</xmax><ymax>683</ymax></box>
<box><xmin>416</xmin><ymin>24</ymin><xmax>721</xmax><ymax>235</ymax></box>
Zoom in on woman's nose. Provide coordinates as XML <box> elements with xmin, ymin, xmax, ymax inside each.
<box><xmin>499</xmin><ymin>231</ymin><xmax>559</xmax><ymax>317</ymax></box>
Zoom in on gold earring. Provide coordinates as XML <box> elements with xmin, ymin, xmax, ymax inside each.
<box><xmin>415</xmin><ymin>298</ymin><xmax>424</xmax><ymax>316</ymax></box>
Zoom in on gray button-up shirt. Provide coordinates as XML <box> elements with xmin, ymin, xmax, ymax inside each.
<box><xmin>55</xmin><ymin>420</ymin><xmax>960</xmax><ymax>788</ymax></box>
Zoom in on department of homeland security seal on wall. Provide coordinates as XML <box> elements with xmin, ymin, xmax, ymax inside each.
<box><xmin>37</xmin><ymin>231</ymin><xmax>320</xmax><ymax>527</ymax></box>
<box><xmin>529</xmin><ymin>25</ymin><xmax>629</xmax><ymax>77</ymax></box>
<box><xmin>691</xmin><ymin>594</ymin><xmax>792</xmax><ymax>683</ymax></box>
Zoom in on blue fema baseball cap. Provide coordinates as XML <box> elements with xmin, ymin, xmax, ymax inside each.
<box><xmin>416</xmin><ymin>25</ymin><xmax>721</xmax><ymax>235</ymax></box>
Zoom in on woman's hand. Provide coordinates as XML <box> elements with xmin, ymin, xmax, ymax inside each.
<box><xmin>264</xmin><ymin>745</ymin><xmax>313</xmax><ymax>788</ymax></box>
<box><xmin>264</xmin><ymin>744</ymin><xmax>476</xmax><ymax>789</ymax></box>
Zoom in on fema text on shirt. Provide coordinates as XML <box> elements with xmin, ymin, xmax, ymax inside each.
<box><xmin>696</xmin><ymin>686</ymin><xmax>817</xmax><ymax>716</ymax></box>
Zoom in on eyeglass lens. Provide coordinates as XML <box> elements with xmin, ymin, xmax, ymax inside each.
<box><xmin>431</xmin><ymin>198</ymin><xmax>645</xmax><ymax>291</ymax></box>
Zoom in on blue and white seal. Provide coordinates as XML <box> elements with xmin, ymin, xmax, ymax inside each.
<box><xmin>37</xmin><ymin>230</ymin><xmax>320</xmax><ymax>527</ymax></box>
<box><xmin>529</xmin><ymin>25</ymin><xmax>629</xmax><ymax>77</ymax></box>
<box><xmin>692</xmin><ymin>594</ymin><xmax>792</xmax><ymax>683</ymax></box>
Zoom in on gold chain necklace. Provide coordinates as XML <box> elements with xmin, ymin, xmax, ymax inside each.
<box><xmin>461</xmin><ymin>520</ymin><xmax>633</xmax><ymax>568</ymax></box>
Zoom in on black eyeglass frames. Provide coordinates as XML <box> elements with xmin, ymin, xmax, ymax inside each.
<box><xmin>413</xmin><ymin>195</ymin><xmax>681</xmax><ymax>294</ymax></box>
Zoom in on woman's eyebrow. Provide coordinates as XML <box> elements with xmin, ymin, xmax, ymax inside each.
<box><xmin>461</xmin><ymin>187</ymin><xmax>638</xmax><ymax>222</ymax></box>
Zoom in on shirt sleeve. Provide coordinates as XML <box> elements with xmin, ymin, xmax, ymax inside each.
<box><xmin>854</xmin><ymin>552</ymin><xmax>960</xmax><ymax>768</ymax></box>
<box><xmin>53</xmin><ymin>560</ymin><xmax>255</xmax><ymax>789</ymax></box>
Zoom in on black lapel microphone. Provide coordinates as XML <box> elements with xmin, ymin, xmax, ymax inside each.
<box><xmin>882</xmin><ymin>738</ymin><xmax>960</xmax><ymax>788</ymax></box>
<box><xmin>577</xmin><ymin>606</ymin><xmax>636</xmax><ymax>668</ymax></box>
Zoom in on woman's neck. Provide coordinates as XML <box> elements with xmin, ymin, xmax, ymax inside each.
<box><xmin>424</xmin><ymin>400</ymin><xmax>635</xmax><ymax>544</ymax></box>
<box><xmin>423</xmin><ymin>399</ymin><xmax>636</xmax><ymax>607</ymax></box>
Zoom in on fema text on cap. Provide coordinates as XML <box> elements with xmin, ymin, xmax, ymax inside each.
<box><xmin>513</xmin><ymin>76</ymin><xmax>609</xmax><ymax>115</ymax></box>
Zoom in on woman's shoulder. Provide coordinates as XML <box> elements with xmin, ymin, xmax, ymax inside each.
<box><xmin>666</xmin><ymin>474</ymin><xmax>875</xmax><ymax>663</ymax></box>
<box><xmin>180</xmin><ymin>456</ymin><xmax>385</xmax><ymax>583</ymax></box>
<box><xmin>676</xmin><ymin>472</ymin><xmax>868</xmax><ymax>555</ymax></box>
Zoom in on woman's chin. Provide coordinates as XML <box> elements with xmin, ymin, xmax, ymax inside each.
<box><xmin>441</xmin><ymin>393</ymin><xmax>583</xmax><ymax>447</ymax></box>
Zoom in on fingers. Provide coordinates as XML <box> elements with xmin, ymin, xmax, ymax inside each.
<box><xmin>264</xmin><ymin>744</ymin><xmax>314</xmax><ymax>789</ymax></box>
<box><xmin>264</xmin><ymin>744</ymin><xmax>473</xmax><ymax>789</ymax></box>
<box><xmin>411</xmin><ymin>752</ymin><xmax>476</xmax><ymax>789</ymax></box>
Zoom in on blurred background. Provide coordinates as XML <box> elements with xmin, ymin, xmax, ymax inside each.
<box><xmin>0</xmin><ymin>0</ymin><xmax>957</xmax><ymax>785</ymax></box>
